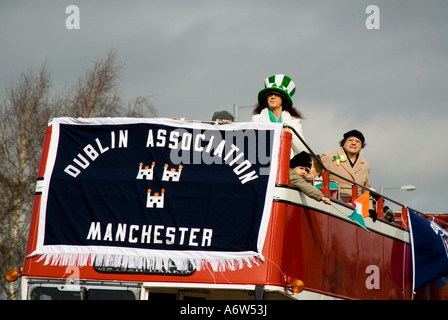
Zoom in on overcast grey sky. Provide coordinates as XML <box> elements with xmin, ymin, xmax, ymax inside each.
<box><xmin>1</xmin><ymin>0</ymin><xmax>447</xmax><ymax>214</ymax></box>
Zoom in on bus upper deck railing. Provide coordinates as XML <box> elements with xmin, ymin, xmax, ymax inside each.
<box><xmin>282</xmin><ymin>124</ymin><xmax>448</xmax><ymax>230</ymax></box>
<box><xmin>173</xmin><ymin>119</ymin><xmax>446</xmax><ymax>229</ymax></box>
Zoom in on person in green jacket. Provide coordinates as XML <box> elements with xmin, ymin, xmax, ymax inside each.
<box><xmin>289</xmin><ymin>152</ymin><xmax>331</xmax><ymax>205</ymax></box>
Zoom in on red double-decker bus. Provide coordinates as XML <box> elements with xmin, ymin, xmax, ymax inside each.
<box><xmin>6</xmin><ymin>118</ymin><xmax>448</xmax><ymax>300</ymax></box>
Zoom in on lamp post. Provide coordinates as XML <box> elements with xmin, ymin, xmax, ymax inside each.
<box><xmin>233</xmin><ymin>104</ymin><xmax>254</xmax><ymax>122</ymax></box>
<box><xmin>379</xmin><ymin>185</ymin><xmax>416</xmax><ymax>195</ymax></box>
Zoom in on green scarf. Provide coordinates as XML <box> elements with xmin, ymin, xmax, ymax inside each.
<box><xmin>268</xmin><ymin>109</ymin><xmax>282</xmax><ymax>123</ymax></box>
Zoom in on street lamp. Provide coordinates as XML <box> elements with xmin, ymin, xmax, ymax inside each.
<box><xmin>233</xmin><ymin>104</ymin><xmax>254</xmax><ymax>122</ymax></box>
<box><xmin>379</xmin><ymin>185</ymin><xmax>416</xmax><ymax>194</ymax></box>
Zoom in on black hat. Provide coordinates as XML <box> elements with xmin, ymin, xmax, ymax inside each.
<box><xmin>343</xmin><ymin>129</ymin><xmax>365</xmax><ymax>144</ymax></box>
<box><xmin>211</xmin><ymin>110</ymin><xmax>234</xmax><ymax>121</ymax></box>
<box><xmin>290</xmin><ymin>151</ymin><xmax>311</xmax><ymax>169</ymax></box>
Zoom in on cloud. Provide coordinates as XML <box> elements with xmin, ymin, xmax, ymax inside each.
<box><xmin>1</xmin><ymin>0</ymin><xmax>447</xmax><ymax>213</ymax></box>
<box><xmin>303</xmin><ymin>108</ymin><xmax>448</xmax><ymax>213</ymax></box>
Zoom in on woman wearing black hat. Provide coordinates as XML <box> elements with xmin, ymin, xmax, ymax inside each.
<box><xmin>320</xmin><ymin>130</ymin><xmax>371</xmax><ymax>201</ymax></box>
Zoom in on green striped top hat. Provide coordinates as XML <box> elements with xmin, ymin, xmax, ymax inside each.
<box><xmin>258</xmin><ymin>74</ymin><xmax>296</xmax><ymax>109</ymax></box>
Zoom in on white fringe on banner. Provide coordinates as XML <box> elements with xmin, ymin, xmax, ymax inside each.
<box><xmin>35</xmin><ymin>253</ymin><xmax>262</xmax><ymax>272</ymax></box>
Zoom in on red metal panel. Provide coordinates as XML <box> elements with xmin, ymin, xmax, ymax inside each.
<box><xmin>276</xmin><ymin>130</ymin><xmax>292</xmax><ymax>185</ymax></box>
<box><xmin>24</xmin><ymin>125</ymin><xmax>53</xmax><ymax>260</ymax></box>
<box><xmin>281</xmin><ymin>203</ymin><xmax>413</xmax><ymax>299</ymax></box>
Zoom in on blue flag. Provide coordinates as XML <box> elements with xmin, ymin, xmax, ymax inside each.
<box><xmin>408</xmin><ymin>209</ymin><xmax>448</xmax><ymax>291</ymax></box>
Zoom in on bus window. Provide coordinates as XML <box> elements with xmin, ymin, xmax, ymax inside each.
<box><xmin>30</xmin><ymin>286</ymin><xmax>137</xmax><ymax>300</ymax></box>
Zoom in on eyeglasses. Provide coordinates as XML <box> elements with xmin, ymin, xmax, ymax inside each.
<box><xmin>265</xmin><ymin>91</ymin><xmax>283</xmax><ymax>98</ymax></box>
<box><xmin>346</xmin><ymin>138</ymin><xmax>362</xmax><ymax>144</ymax></box>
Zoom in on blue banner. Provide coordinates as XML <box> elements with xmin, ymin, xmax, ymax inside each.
<box><xmin>408</xmin><ymin>209</ymin><xmax>448</xmax><ymax>291</ymax></box>
<box><xmin>30</xmin><ymin>118</ymin><xmax>281</xmax><ymax>271</ymax></box>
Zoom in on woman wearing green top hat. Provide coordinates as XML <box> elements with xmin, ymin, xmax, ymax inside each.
<box><xmin>252</xmin><ymin>74</ymin><xmax>307</xmax><ymax>155</ymax></box>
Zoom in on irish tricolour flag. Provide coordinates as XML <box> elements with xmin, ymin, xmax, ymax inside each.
<box><xmin>347</xmin><ymin>191</ymin><xmax>370</xmax><ymax>231</ymax></box>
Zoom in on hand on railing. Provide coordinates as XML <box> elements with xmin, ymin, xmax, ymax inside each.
<box><xmin>281</xmin><ymin>124</ymin><xmax>447</xmax><ymax>229</ymax></box>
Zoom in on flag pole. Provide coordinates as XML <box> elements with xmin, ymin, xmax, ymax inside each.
<box><xmin>330</xmin><ymin>203</ymin><xmax>349</xmax><ymax>216</ymax></box>
<box><xmin>330</xmin><ymin>203</ymin><xmax>370</xmax><ymax>232</ymax></box>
